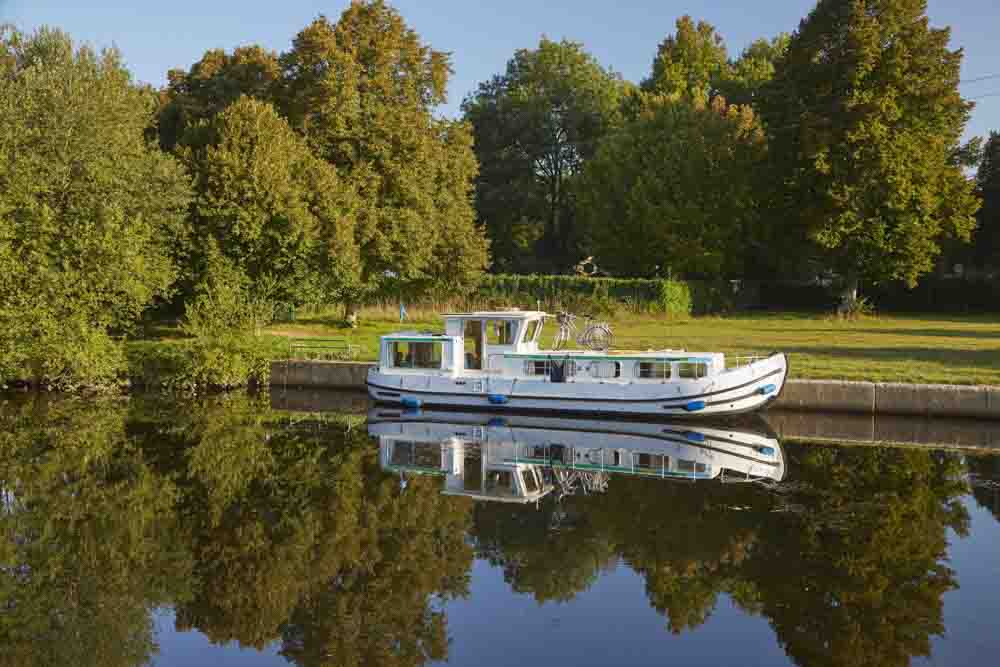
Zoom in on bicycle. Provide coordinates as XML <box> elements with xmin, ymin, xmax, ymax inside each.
<box><xmin>552</xmin><ymin>311</ymin><xmax>614</xmax><ymax>351</ymax></box>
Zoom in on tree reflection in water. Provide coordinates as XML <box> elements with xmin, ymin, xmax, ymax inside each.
<box><xmin>967</xmin><ymin>454</ymin><xmax>1000</xmax><ymax>522</ymax></box>
<box><xmin>1</xmin><ymin>393</ymin><xmax>473</xmax><ymax>667</ymax></box>
<box><xmin>0</xmin><ymin>393</ymin><xmax>981</xmax><ymax>667</ymax></box>
<box><xmin>466</xmin><ymin>440</ymin><xmax>971</xmax><ymax>667</ymax></box>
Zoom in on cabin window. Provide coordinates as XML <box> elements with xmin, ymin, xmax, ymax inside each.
<box><xmin>523</xmin><ymin>445</ymin><xmax>548</xmax><ymax>461</ymax></box>
<box><xmin>390</xmin><ymin>442</ymin><xmax>416</xmax><ymax>466</ymax></box>
<box><xmin>390</xmin><ymin>441</ymin><xmax>439</xmax><ymax>469</ymax></box>
<box><xmin>486</xmin><ymin>320</ymin><xmax>517</xmax><ymax>345</ymax></box>
<box><xmin>463</xmin><ymin>450</ymin><xmax>483</xmax><ymax>490</ymax></box>
<box><xmin>678</xmin><ymin>362</ymin><xmax>708</xmax><ymax>379</ymax></box>
<box><xmin>464</xmin><ymin>321</ymin><xmax>483</xmax><ymax>370</ymax></box>
<box><xmin>525</xmin><ymin>360</ymin><xmax>549</xmax><ymax>376</ymax></box>
<box><xmin>677</xmin><ymin>459</ymin><xmax>709</xmax><ymax>474</ymax></box>
<box><xmin>485</xmin><ymin>470</ymin><xmax>516</xmax><ymax>496</ymax></box>
<box><xmin>637</xmin><ymin>361</ymin><xmax>671</xmax><ymax>379</ymax></box>
<box><xmin>591</xmin><ymin>361</ymin><xmax>622</xmax><ymax>378</ymax></box>
<box><xmin>634</xmin><ymin>453</ymin><xmax>667</xmax><ymax>472</ymax></box>
<box><xmin>523</xmin><ymin>319</ymin><xmax>540</xmax><ymax>343</ymax></box>
<box><xmin>522</xmin><ymin>469</ymin><xmax>540</xmax><ymax>493</ymax></box>
<box><xmin>524</xmin><ymin>360</ymin><xmax>575</xmax><ymax>377</ymax></box>
<box><xmin>391</xmin><ymin>341</ymin><xmax>442</xmax><ymax>369</ymax></box>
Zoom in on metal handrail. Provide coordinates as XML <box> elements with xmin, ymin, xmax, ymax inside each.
<box><xmin>727</xmin><ymin>354</ymin><xmax>769</xmax><ymax>369</ymax></box>
<box><xmin>288</xmin><ymin>337</ymin><xmax>360</xmax><ymax>361</ymax></box>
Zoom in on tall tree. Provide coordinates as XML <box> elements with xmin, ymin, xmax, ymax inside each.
<box><xmin>0</xmin><ymin>27</ymin><xmax>191</xmax><ymax>388</ymax></box>
<box><xmin>641</xmin><ymin>16</ymin><xmax>731</xmax><ymax>103</ymax></box>
<box><xmin>462</xmin><ymin>38</ymin><xmax>626</xmax><ymax>272</ymax></box>
<box><xmin>156</xmin><ymin>45</ymin><xmax>282</xmax><ymax>151</ymax></box>
<box><xmin>281</xmin><ymin>2</ymin><xmax>488</xmax><ymax>312</ymax></box>
<box><xmin>181</xmin><ymin>96</ymin><xmax>359</xmax><ymax>307</ymax></box>
<box><xmin>762</xmin><ymin>0</ymin><xmax>979</xmax><ymax>301</ymax></box>
<box><xmin>578</xmin><ymin>95</ymin><xmax>766</xmax><ymax>278</ymax></box>
<box><xmin>973</xmin><ymin>131</ymin><xmax>1000</xmax><ymax>267</ymax></box>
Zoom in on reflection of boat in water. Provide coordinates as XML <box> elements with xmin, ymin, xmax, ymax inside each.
<box><xmin>369</xmin><ymin>409</ymin><xmax>785</xmax><ymax>504</ymax></box>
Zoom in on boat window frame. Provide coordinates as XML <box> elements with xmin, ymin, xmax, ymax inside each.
<box><xmin>521</xmin><ymin>468</ymin><xmax>541</xmax><ymax>494</ymax></box>
<box><xmin>636</xmin><ymin>360</ymin><xmax>672</xmax><ymax>380</ymax></box>
<box><xmin>389</xmin><ymin>340</ymin><xmax>444</xmax><ymax>370</ymax></box>
<box><xmin>523</xmin><ymin>319</ymin><xmax>541</xmax><ymax>345</ymax></box>
<box><xmin>524</xmin><ymin>359</ymin><xmax>576</xmax><ymax>378</ymax></box>
<box><xmin>485</xmin><ymin>319</ymin><xmax>518</xmax><ymax>346</ymax></box>
<box><xmin>678</xmin><ymin>362</ymin><xmax>708</xmax><ymax>379</ymax></box>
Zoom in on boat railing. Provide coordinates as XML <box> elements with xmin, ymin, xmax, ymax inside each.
<box><xmin>727</xmin><ymin>354</ymin><xmax>769</xmax><ymax>369</ymax></box>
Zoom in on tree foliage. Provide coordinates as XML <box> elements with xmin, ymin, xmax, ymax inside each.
<box><xmin>462</xmin><ymin>38</ymin><xmax>626</xmax><ymax>271</ymax></box>
<box><xmin>0</xmin><ymin>27</ymin><xmax>191</xmax><ymax>388</ymax></box>
<box><xmin>156</xmin><ymin>45</ymin><xmax>282</xmax><ymax>151</ymax></box>
<box><xmin>762</xmin><ymin>0</ymin><xmax>979</xmax><ymax>290</ymax></box>
<box><xmin>181</xmin><ymin>96</ymin><xmax>359</xmax><ymax>306</ymax></box>
<box><xmin>718</xmin><ymin>34</ymin><xmax>791</xmax><ymax>108</ymax></box>
<box><xmin>642</xmin><ymin>16</ymin><xmax>731</xmax><ymax>103</ymax></box>
<box><xmin>973</xmin><ymin>131</ymin><xmax>1000</xmax><ymax>267</ymax></box>
<box><xmin>155</xmin><ymin>1</ymin><xmax>488</xmax><ymax>311</ymax></box>
<box><xmin>280</xmin><ymin>3</ymin><xmax>488</xmax><ymax>302</ymax></box>
<box><xmin>579</xmin><ymin>95</ymin><xmax>766</xmax><ymax>278</ymax></box>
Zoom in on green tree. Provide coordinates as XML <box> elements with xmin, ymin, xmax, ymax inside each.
<box><xmin>718</xmin><ymin>34</ymin><xmax>791</xmax><ymax>108</ymax></box>
<box><xmin>462</xmin><ymin>38</ymin><xmax>626</xmax><ymax>271</ymax></box>
<box><xmin>181</xmin><ymin>96</ymin><xmax>360</xmax><ymax>306</ymax></box>
<box><xmin>0</xmin><ymin>26</ymin><xmax>192</xmax><ymax>388</ymax></box>
<box><xmin>762</xmin><ymin>0</ymin><xmax>979</xmax><ymax>301</ymax></box>
<box><xmin>578</xmin><ymin>95</ymin><xmax>766</xmax><ymax>277</ymax></box>
<box><xmin>281</xmin><ymin>2</ymin><xmax>488</xmax><ymax>313</ymax></box>
<box><xmin>973</xmin><ymin>131</ymin><xmax>1000</xmax><ymax>267</ymax></box>
<box><xmin>642</xmin><ymin>16</ymin><xmax>731</xmax><ymax>103</ymax></box>
<box><xmin>156</xmin><ymin>45</ymin><xmax>282</xmax><ymax>151</ymax></box>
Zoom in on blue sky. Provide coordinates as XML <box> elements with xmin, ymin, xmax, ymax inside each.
<box><xmin>2</xmin><ymin>1</ymin><xmax>997</xmax><ymax>140</ymax></box>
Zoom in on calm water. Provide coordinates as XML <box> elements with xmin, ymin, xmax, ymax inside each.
<box><xmin>2</xmin><ymin>392</ymin><xmax>999</xmax><ymax>667</ymax></box>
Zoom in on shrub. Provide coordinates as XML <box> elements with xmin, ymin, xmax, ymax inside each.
<box><xmin>157</xmin><ymin>254</ymin><xmax>275</xmax><ymax>392</ymax></box>
<box><xmin>658</xmin><ymin>280</ymin><xmax>692</xmax><ymax>318</ymax></box>
<box><xmin>835</xmin><ymin>296</ymin><xmax>876</xmax><ymax>321</ymax></box>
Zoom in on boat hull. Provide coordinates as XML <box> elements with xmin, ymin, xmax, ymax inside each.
<box><xmin>367</xmin><ymin>352</ymin><xmax>787</xmax><ymax>419</ymax></box>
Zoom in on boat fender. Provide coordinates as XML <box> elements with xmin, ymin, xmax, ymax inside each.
<box><xmin>683</xmin><ymin>430</ymin><xmax>706</xmax><ymax>443</ymax></box>
<box><xmin>401</xmin><ymin>397</ymin><xmax>422</xmax><ymax>409</ymax></box>
<box><xmin>684</xmin><ymin>400</ymin><xmax>706</xmax><ymax>412</ymax></box>
<box><xmin>488</xmin><ymin>394</ymin><xmax>509</xmax><ymax>405</ymax></box>
<box><xmin>756</xmin><ymin>446</ymin><xmax>776</xmax><ymax>456</ymax></box>
<box><xmin>758</xmin><ymin>383</ymin><xmax>777</xmax><ymax>396</ymax></box>
<box><xmin>487</xmin><ymin>417</ymin><xmax>508</xmax><ymax>427</ymax></box>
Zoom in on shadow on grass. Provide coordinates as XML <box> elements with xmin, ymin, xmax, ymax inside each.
<box><xmin>779</xmin><ymin>345</ymin><xmax>1000</xmax><ymax>370</ymax></box>
<box><xmin>854</xmin><ymin>329</ymin><xmax>1000</xmax><ymax>340</ymax></box>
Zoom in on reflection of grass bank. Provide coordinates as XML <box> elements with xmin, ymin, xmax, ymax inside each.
<box><xmin>246</xmin><ymin>310</ymin><xmax>1000</xmax><ymax>386</ymax></box>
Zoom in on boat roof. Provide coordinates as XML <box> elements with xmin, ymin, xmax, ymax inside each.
<box><xmin>442</xmin><ymin>310</ymin><xmax>548</xmax><ymax>320</ymax></box>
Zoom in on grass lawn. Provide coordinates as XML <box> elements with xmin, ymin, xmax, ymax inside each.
<box><xmin>261</xmin><ymin>310</ymin><xmax>1000</xmax><ymax>385</ymax></box>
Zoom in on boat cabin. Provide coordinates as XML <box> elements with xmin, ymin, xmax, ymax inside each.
<box><xmin>377</xmin><ymin>310</ymin><xmax>725</xmax><ymax>383</ymax></box>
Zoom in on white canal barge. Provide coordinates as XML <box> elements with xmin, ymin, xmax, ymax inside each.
<box><xmin>367</xmin><ymin>310</ymin><xmax>788</xmax><ymax>418</ymax></box>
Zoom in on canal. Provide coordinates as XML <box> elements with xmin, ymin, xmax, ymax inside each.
<box><xmin>1</xmin><ymin>389</ymin><xmax>998</xmax><ymax>666</ymax></box>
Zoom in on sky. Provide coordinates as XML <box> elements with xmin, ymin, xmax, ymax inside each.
<box><xmin>2</xmin><ymin>0</ymin><xmax>997</xmax><ymax>140</ymax></box>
